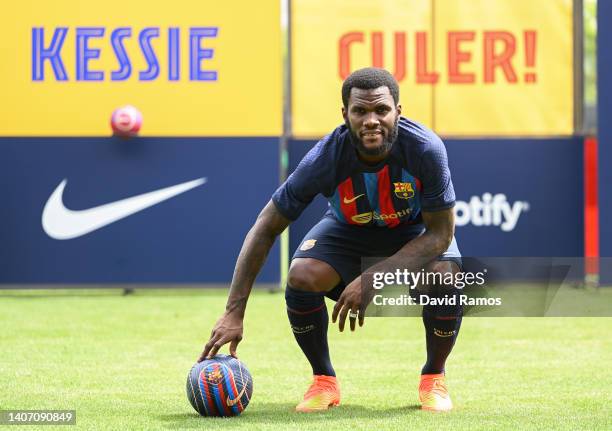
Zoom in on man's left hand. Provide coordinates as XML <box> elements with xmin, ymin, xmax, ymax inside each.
<box><xmin>332</xmin><ymin>276</ymin><xmax>366</xmax><ymax>332</ymax></box>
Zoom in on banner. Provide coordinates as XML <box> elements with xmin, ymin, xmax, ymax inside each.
<box><xmin>291</xmin><ymin>0</ymin><xmax>433</xmax><ymax>134</ymax></box>
<box><xmin>291</xmin><ymin>0</ymin><xmax>574</xmax><ymax>137</ymax></box>
<box><xmin>0</xmin><ymin>137</ymin><xmax>280</xmax><ymax>283</ymax></box>
<box><xmin>0</xmin><ymin>0</ymin><xmax>282</xmax><ymax>136</ymax></box>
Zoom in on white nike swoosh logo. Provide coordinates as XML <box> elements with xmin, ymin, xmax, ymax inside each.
<box><xmin>42</xmin><ymin>177</ymin><xmax>206</xmax><ymax>240</ymax></box>
<box><xmin>343</xmin><ymin>194</ymin><xmax>364</xmax><ymax>204</ymax></box>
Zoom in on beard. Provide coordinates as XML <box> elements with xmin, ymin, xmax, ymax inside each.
<box><xmin>346</xmin><ymin>116</ymin><xmax>399</xmax><ymax>158</ymax></box>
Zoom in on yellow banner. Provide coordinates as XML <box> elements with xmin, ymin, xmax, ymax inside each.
<box><xmin>0</xmin><ymin>0</ymin><xmax>282</xmax><ymax>136</ymax></box>
<box><xmin>291</xmin><ymin>0</ymin><xmax>574</xmax><ymax>137</ymax></box>
<box><xmin>292</xmin><ymin>0</ymin><xmax>433</xmax><ymax>136</ymax></box>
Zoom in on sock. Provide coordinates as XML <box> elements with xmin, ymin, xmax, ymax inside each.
<box><xmin>421</xmin><ymin>287</ymin><xmax>463</xmax><ymax>375</ymax></box>
<box><xmin>285</xmin><ymin>286</ymin><xmax>335</xmax><ymax>377</ymax></box>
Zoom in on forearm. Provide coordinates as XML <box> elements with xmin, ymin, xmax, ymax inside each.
<box><xmin>223</xmin><ymin>201</ymin><xmax>290</xmax><ymax>317</ymax></box>
<box><xmin>369</xmin><ymin>229</ymin><xmax>451</xmax><ymax>274</ymax></box>
<box><xmin>369</xmin><ymin>209</ymin><xmax>454</xmax><ymax>275</ymax></box>
<box><xmin>224</xmin><ymin>226</ymin><xmax>277</xmax><ymax>317</ymax></box>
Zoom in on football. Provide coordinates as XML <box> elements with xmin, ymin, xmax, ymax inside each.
<box><xmin>110</xmin><ymin>105</ymin><xmax>142</xmax><ymax>137</ymax></box>
<box><xmin>186</xmin><ymin>355</ymin><xmax>253</xmax><ymax>417</ymax></box>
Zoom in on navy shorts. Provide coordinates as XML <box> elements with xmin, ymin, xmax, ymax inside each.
<box><xmin>293</xmin><ymin>214</ymin><xmax>462</xmax><ymax>298</ymax></box>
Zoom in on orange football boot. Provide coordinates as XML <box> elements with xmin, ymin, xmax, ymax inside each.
<box><xmin>295</xmin><ymin>375</ymin><xmax>341</xmax><ymax>412</ymax></box>
<box><xmin>419</xmin><ymin>373</ymin><xmax>453</xmax><ymax>412</ymax></box>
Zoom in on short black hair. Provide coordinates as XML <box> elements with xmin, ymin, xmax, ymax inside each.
<box><xmin>341</xmin><ymin>67</ymin><xmax>400</xmax><ymax>108</ymax></box>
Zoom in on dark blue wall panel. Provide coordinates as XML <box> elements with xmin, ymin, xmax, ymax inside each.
<box><xmin>598</xmin><ymin>1</ymin><xmax>612</xmax><ymax>283</ymax></box>
<box><xmin>0</xmin><ymin>137</ymin><xmax>280</xmax><ymax>284</ymax></box>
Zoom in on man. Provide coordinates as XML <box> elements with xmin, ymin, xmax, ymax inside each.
<box><xmin>199</xmin><ymin>67</ymin><xmax>463</xmax><ymax>412</ymax></box>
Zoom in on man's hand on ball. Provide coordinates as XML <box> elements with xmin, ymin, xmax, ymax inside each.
<box><xmin>199</xmin><ymin>312</ymin><xmax>243</xmax><ymax>361</ymax></box>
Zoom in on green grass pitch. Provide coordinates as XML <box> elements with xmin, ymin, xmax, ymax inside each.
<box><xmin>1</xmin><ymin>288</ymin><xmax>610</xmax><ymax>430</ymax></box>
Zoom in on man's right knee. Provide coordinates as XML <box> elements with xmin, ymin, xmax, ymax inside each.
<box><xmin>288</xmin><ymin>258</ymin><xmax>341</xmax><ymax>293</ymax></box>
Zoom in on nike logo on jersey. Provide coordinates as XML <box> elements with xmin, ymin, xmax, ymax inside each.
<box><xmin>226</xmin><ymin>386</ymin><xmax>247</xmax><ymax>407</ymax></box>
<box><xmin>343</xmin><ymin>194</ymin><xmax>364</xmax><ymax>204</ymax></box>
<box><xmin>42</xmin><ymin>177</ymin><xmax>206</xmax><ymax>240</ymax></box>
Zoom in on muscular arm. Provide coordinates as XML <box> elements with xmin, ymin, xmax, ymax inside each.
<box><xmin>199</xmin><ymin>200</ymin><xmax>290</xmax><ymax>360</ymax></box>
<box><xmin>224</xmin><ymin>200</ymin><xmax>291</xmax><ymax>317</ymax></box>
<box><xmin>373</xmin><ymin>208</ymin><xmax>455</xmax><ymax>273</ymax></box>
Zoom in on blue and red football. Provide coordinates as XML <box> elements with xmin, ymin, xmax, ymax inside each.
<box><xmin>186</xmin><ymin>355</ymin><xmax>253</xmax><ymax>417</ymax></box>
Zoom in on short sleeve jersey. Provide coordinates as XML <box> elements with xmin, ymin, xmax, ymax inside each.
<box><xmin>272</xmin><ymin>117</ymin><xmax>455</xmax><ymax>229</ymax></box>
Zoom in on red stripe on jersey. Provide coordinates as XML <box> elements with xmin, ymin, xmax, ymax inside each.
<box><xmin>377</xmin><ymin>166</ymin><xmax>400</xmax><ymax>227</ymax></box>
<box><xmin>338</xmin><ymin>177</ymin><xmax>359</xmax><ymax>225</ymax></box>
<box><xmin>415</xmin><ymin>177</ymin><xmax>422</xmax><ymax>191</ymax></box>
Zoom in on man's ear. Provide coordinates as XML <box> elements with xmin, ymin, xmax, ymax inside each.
<box><xmin>342</xmin><ymin>106</ymin><xmax>347</xmax><ymax>122</ymax></box>
<box><xmin>396</xmin><ymin>104</ymin><xmax>402</xmax><ymax>116</ymax></box>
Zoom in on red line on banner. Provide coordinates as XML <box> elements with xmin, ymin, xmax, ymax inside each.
<box><xmin>584</xmin><ymin>137</ymin><xmax>599</xmax><ymax>275</ymax></box>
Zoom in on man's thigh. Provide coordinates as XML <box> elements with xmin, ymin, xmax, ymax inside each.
<box><xmin>291</xmin><ymin>215</ymin><xmax>463</xmax><ymax>299</ymax></box>
<box><xmin>292</xmin><ymin>215</ymin><xmax>367</xmax><ymax>290</ymax></box>
<box><xmin>288</xmin><ymin>258</ymin><xmax>341</xmax><ymax>293</ymax></box>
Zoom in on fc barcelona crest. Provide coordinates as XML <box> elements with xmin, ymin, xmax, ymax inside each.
<box><xmin>393</xmin><ymin>182</ymin><xmax>414</xmax><ymax>199</ymax></box>
<box><xmin>203</xmin><ymin>367</ymin><xmax>224</xmax><ymax>385</ymax></box>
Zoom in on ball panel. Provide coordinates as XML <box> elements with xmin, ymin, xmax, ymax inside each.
<box><xmin>223</xmin><ymin>366</ymin><xmax>245</xmax><ymax>414</ymax></box>
<box><xmin>199</xmin><ymin>365</ymin><xmax>221</xmax><ymax>416</ymax></box>
<box><xmin>186</xmin><ymin>366</ymin><xmax>204</xmax><ymax>415</ymax></box>
<box><xmin>213</xmin><ymin>354</ymin><xmax>253</xmax><ymax>407</ymax></box>
<box><xmin>236</xmin><ymin>359</ymin><xmax>253</xmax><ymax>406</ymax></box>
<box><xmin>207</xmin><ymin>364</ymin><xmax>232</xmax><ymax>416</ymax></box>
